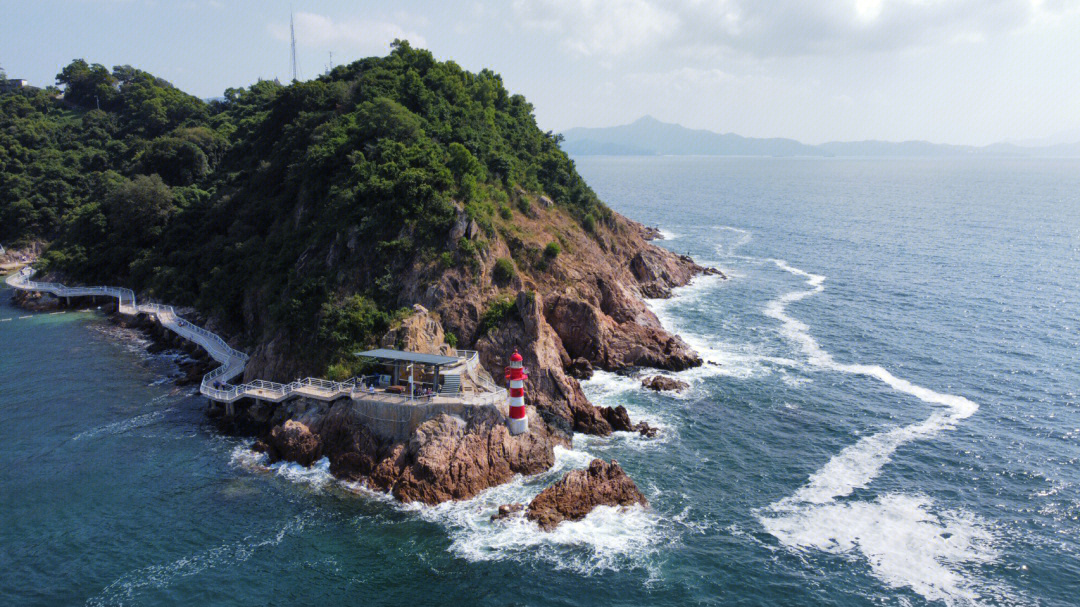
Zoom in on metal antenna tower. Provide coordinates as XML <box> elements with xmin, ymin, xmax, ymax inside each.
<box><xmin>290</xmin><ymin>12</ymin><xmax>299</xmax><ymax>81</ymax></box>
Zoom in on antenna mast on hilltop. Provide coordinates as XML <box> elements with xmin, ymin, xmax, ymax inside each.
<box><xmin>290</xmin><ymin>12</ymin><xmax>300</xmax><ymax>82</ymax></box>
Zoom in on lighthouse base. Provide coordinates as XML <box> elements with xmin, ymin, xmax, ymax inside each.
<box><xmin>507</xmin><ymin>416</ymin><xmax>529</xmax><ymax>435</ymax></box>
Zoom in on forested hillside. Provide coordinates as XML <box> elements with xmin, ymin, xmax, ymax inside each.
<box><xmin>1</xmin><ymin>43</ymin><xmax>609</xmax><ymax>365</ymax></box>
<box><xmin>2</xmin><ymin>42</ymin><xmax>714</xmax><ymax>437</ymax></box>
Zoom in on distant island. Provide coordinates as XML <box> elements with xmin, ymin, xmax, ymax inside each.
<box><xmin>561</xmin><ymin>115</ymin><xmax>1080</xmax><ymax>158</ymax></box>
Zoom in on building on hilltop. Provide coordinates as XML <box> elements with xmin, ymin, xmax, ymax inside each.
<box><xmin>0</xmin><ymin>79</ymin><xmax>29</xmax><ymax>93</ymax></box>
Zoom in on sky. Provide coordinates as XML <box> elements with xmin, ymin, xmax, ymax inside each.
<box><xmin>2</xmin><ymin>0</ymin><xmax>1079</xmax><ymax>145</ymax></box>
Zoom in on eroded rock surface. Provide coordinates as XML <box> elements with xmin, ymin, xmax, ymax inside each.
<box><xmin>263</xmin><ymin>402</ymin><xmax>571</xmax><ymax>505</ymax></box>
<box><xmin>642</xmin><ymin>375</ymin><xmax>689</xmax><ymax>392</ymax></box>
<box><xmin>526</xmin><ymin>459</ymin><xmax>648</xmax><ymax>531</ymax></box>
<box><xmin>265</xmin><ymin>420</ymin><xmax>322</xmax><ymax>467</ymax></box>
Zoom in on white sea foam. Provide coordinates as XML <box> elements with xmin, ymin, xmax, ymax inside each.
<box><xmin>756</xmin><ymin>253</ymin><xmax>995</xmax><ymax>604</ymax></box>
<box><xmin>87</xmin><ymin>513</ymin><xmax>313</xmax><ymax>606</ymax></box>
<box><xmin>647</xmin><ymin>272</ymin><xmax>778</xmax><ymax>382</ymax></box>
<box><xmin>73</xmin><ymin>397</ymin><xmax>174</xmax><ymax>441</ymax></box>
<box><xmin>761</xmin><ymin>494</ymin><xmax>999</xmax><ymax>606</ymax></box>
<box><xmin>413</xmin><ymin>445</ymin><xmax>665</xmax><ymax>575</ymax></box>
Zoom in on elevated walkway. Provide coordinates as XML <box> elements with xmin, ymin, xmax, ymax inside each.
<box><xmin>5</xmin><ymin>268</ymin><xmax>505</xmax><ymax>407</ymax></box>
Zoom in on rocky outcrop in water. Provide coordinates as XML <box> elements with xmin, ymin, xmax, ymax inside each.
<box><xmin>265</xmin><ymin>420</ymin><xmax>322</xmax><ymax>467</ymax></box>
<box><xmin>262</xmin><ymin>401</ymin><xmax>571</xmax><ymax>505</ymax></box>
<box><xmin>526</xmin><ymin>459</ymin><xmax>648</xmax><ymax>530</ymax></box>
<box><xmin>642</xmin><ymin>375</ymin><xmax>689</xmax><ymax>392</ymax></box>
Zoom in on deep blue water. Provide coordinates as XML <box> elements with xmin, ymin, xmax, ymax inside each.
<box><xmin>2</xmin><ymin>157</ymin><xmax>1078</xmax><ymax>606</ymax></box>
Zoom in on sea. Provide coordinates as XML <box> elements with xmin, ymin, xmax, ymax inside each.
<box><xmin>1</xmin><ymin>156</ymin><xmax>1077</xmax><ymax>606</ymax></box>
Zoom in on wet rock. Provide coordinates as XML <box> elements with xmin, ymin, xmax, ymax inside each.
<box><xmin>265</xmin><ymin>420</ymin><xmax>322</xmax><ymax>467</ymax></box>
<box><xmin>641</xmin><ymin>375</ymin><xmax>688</xmax><ymax>392</ymax></box>
<box><xmin>286</xmin><ymin>402</ymin><xmax>571</xmax><ymax>505</ymax></box>
<box><xmin>600</xmin><ymin>405</ymin><xmax>634</xmax><ymax>432</ymax></box>
<box><xmin>566</xmin><ymin>357</ymin><xmax>594</xmax><ymax>380</ymax></box>
<box><xmin>491</xmin><ymin>503</ymin><xmax>524</xmax><ymax>522</ymax></box>
<box><xmin>391</xmin><ymin>408</ymin><xmax>566</xmax><ymax>504</ymax></box>
<box><xmin>526</xmin><ymin>459</ymin><xmax>648</xmax><ymax>531</ymax></box>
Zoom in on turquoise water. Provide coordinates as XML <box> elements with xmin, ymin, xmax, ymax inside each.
<box><xmin>2</xmin><ymin>157</ymin><xmax>1078</xmax><ymax>605</ymax></box>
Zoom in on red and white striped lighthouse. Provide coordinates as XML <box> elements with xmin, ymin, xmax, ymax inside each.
<box><xmin>504</xmin><ymin>350</ymin><xmax>529</xmax><ymax>435</ymax></box>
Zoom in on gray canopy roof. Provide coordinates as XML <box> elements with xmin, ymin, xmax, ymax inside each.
<box><xmin>353</xmin><ymin>348</ymin><xmax>461</xmax><ymax>366</ymax></box>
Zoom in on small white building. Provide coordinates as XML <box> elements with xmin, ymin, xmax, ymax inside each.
<box><xmin>0</xmin><ymin>79</ymin><xmax>28</xmax><ymax>93</ymax></box>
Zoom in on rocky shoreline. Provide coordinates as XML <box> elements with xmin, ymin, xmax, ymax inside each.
<box><xmin>9</xmin><ymin>212</ymin><xmax>723</xmax><ymax>528</ymax></box>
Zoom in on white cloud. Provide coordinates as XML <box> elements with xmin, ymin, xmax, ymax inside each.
<box><xmin>268</xmin><ymin>12</ymin><xmax>426</xmax><ymax>53</ymax></box>
<box><xmin>514</xmin><ymin>0</ymin><xmax>680</xmax><ymax>56</ymax></box>
<box><xmin>513</xmin><ymin>0</ymin><xmax>1080</xmax><ymax>58</ymax></box>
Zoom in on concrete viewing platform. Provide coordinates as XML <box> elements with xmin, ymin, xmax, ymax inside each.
<box><xmin>5</xmin><ymin>268</ymin><xmax>508</xmax><ymax>429</ymax></box>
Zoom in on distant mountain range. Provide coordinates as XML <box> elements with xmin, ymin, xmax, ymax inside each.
<box><xmin>561</xmin><ymin>116</ymin><xmax>1080</xmax><ymax>158</ymax></box>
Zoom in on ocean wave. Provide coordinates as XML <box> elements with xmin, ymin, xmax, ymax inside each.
<box><xmin>756</xmin><ymin>253</ymin><xmax>994</xmax><ymax>604</ymax></box>
<box><xmin>72</xmin><ymin>396</ymin><xmax>175</xmax><ymax>441</ymax></box>
<box><xmin>413</xmin><ymin>446</ymin><xmax>666</xmax><ymax>576</ymax></box>
<box><xmin>86</xmin><ymin>513</ymin><xmax>314</xmax><ymax>607</ymax></box>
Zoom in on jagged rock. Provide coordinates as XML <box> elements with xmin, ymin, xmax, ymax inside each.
<box><xmin>545</xmin><ymin>294</ymin><xmax>701</xmax><ymax>372</ymax></box>
<box><xmin>600</xmin><ymin>405</ymin><xmax>634</xmax><ymax>432</ymax></box>
<box><xmin>599</xmin><ymin>405</ymin><xmax>657</xmax><ymax>437</ymax></box>
<box><xmin>640</xmin><ymin>225</ymin><xmax>662</xmax><ymax>240</ymax></box>
<box><xmin>312</xmin><ymin>404</ymin><xmax>385</xmax><ymax>481</ymax></box>
<box><xmin>273</xmin><ymin>402</ymin><xmax>571</xmax><ymax>505</ymax></box>
<box><xmin>265</xmin><ymin>420</ymin><xmax>322</xmax><ymax>467</ymax></box>
<box><xmin>566</xmin><ymin>357</ymin><xmax>594</xmax><ymax>380</ymax></box>
<box><xmin>477</xmin><ymin>290</ymin><xmax>615</xmax><ymax>435</ymax></box>
<box><xmin>635</xmin><ymin>422</ymin><xmax>658</xmax><ymax>438</ymax></box>
<box><xmin>380</xmin><ymin>305</ymin><xmax>454</xmax><ymax>355</ymax></box>
<box><xmin>491</xmin><ymin>503</ymin><xmax>524</xmax><ymax>522</ymax></box>
<box><xmin>526</xmin><ymin>459</ymin><xmax>648</xmax><ymax>531</ymax></box>
<box><xmin>641</xmin><ymin>375</ymin><xmax>688</xmax><ymax>392</ymax></box>
<box><xmin>392</xmin><ymin>408</ymin><xmax>565</xmax><ymax>504</ymax></box>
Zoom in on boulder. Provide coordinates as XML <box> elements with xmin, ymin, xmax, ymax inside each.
<box><xmin>265</xmin><ymin>420</ymin><xmax>322</xmax><ymax>467</ymax></box>
<box><xmin>526</xmin><ymin>459</ymin><xmax>648</xmax><ymax>530</ymax></box>
<box><xmin>641</xmin><ymin>375</ymin><xmax>689</xmax><ymax>392</ymax></box>
<box><xmin>490</xmin><ymin>503</ymin><xmax>524</xmax><ymax>522</ymax></box>
<box><xmin>566</xmin><ymin>357</ymin><xmax>594</xmax><ymax>380</ymax></box>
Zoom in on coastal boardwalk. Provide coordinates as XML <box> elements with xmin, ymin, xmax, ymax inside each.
<box><xmin>4</xmin><ymin>268</ymin><xmax>506</xmax><ymax>433</ymax></box>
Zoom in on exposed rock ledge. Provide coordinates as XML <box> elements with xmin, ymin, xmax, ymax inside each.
<box><xmin>255</xmin><ymin>401</ymin><xmax>570</xmax><ymax>505</ymax></box>
<box><xmin>642</xmin><ymin>375</ymin><xmax>689</xmax><ymax>392</ymax></box>
<box><xmin>524</xmin><ymin>459</ymin><xmax>648</xmax><ymax>530</ymax></box>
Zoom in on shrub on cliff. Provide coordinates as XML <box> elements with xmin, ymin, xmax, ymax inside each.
<box><xmin>480</xmin><ymin>296</ymin><xmax>517</xmax><ymax>335</ymax></box>
<box><xmin>493</xmin><ymin>257</ymin><xmax>515</xmax><ymax>284</ymax></box>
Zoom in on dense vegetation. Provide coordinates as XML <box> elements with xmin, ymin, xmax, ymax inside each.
<box><xmin>0</xmin><ymin>43</ymin><xmax>608</xmax><ymax>367</ymax></box>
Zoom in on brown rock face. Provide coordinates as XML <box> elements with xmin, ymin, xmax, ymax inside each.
<box><xmin>544</xmin><ymin>294</ymin><xmax>701</xmax><ymax>372</ymax></box>
<box><xmin>265</xmin><ymin>420</ymin><xmax>322</xmax><ymax>467</ymax></box>
<box><xmin>642</xmin><ymin>375</ymin><xmax>689</xmax><ymax>392</ymax></box>
<box><xmin>526</xmin><ymin>459</ymin><xmax>648</xmax><ymax>531</ymax></box>
<box><xmin>379</xmin><ymin>304</ymin><xmax>454</xmax><ymax>355</ymax></box>
<box><xmin>393</xmin><ymin>408</ymin><xmax>565</xmax><ymax>504</ymax></box>
<box><xmin>265</xmin><ymin>402</ymin><xmax>571</xmax><ymax>505</ymax></box>
<box><xmin>477</xmin><ymin>291</ymin><xmax>613</xmax><ymax>435</ymax></box>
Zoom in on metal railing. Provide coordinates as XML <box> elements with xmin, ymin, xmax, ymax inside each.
<box><xmin>8</xmin><ymin>267</ymin><xmax>508</xmax><ymax>408</ymax></box>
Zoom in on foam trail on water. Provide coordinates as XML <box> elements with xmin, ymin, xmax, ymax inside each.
<box><xmin>764</xmin><ymin>258</ymin><xmax>978</xmax><ymax>501</ymax></box>
<box><xmin>755</xmin><ymin>254</ymin><xmax>999</xmax><ymax>604</ymax></box>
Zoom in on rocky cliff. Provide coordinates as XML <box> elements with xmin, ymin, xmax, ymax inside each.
<box><xmin>256</xmin><ymin>400</ymin><xmax>570</xmax><ymax>504</ymax></box>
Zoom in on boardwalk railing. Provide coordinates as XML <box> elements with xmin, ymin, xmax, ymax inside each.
<box><xmin>5</xmin><ymin>267</ymin><xmax>507</xmax><ymax>407</ymax></box>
